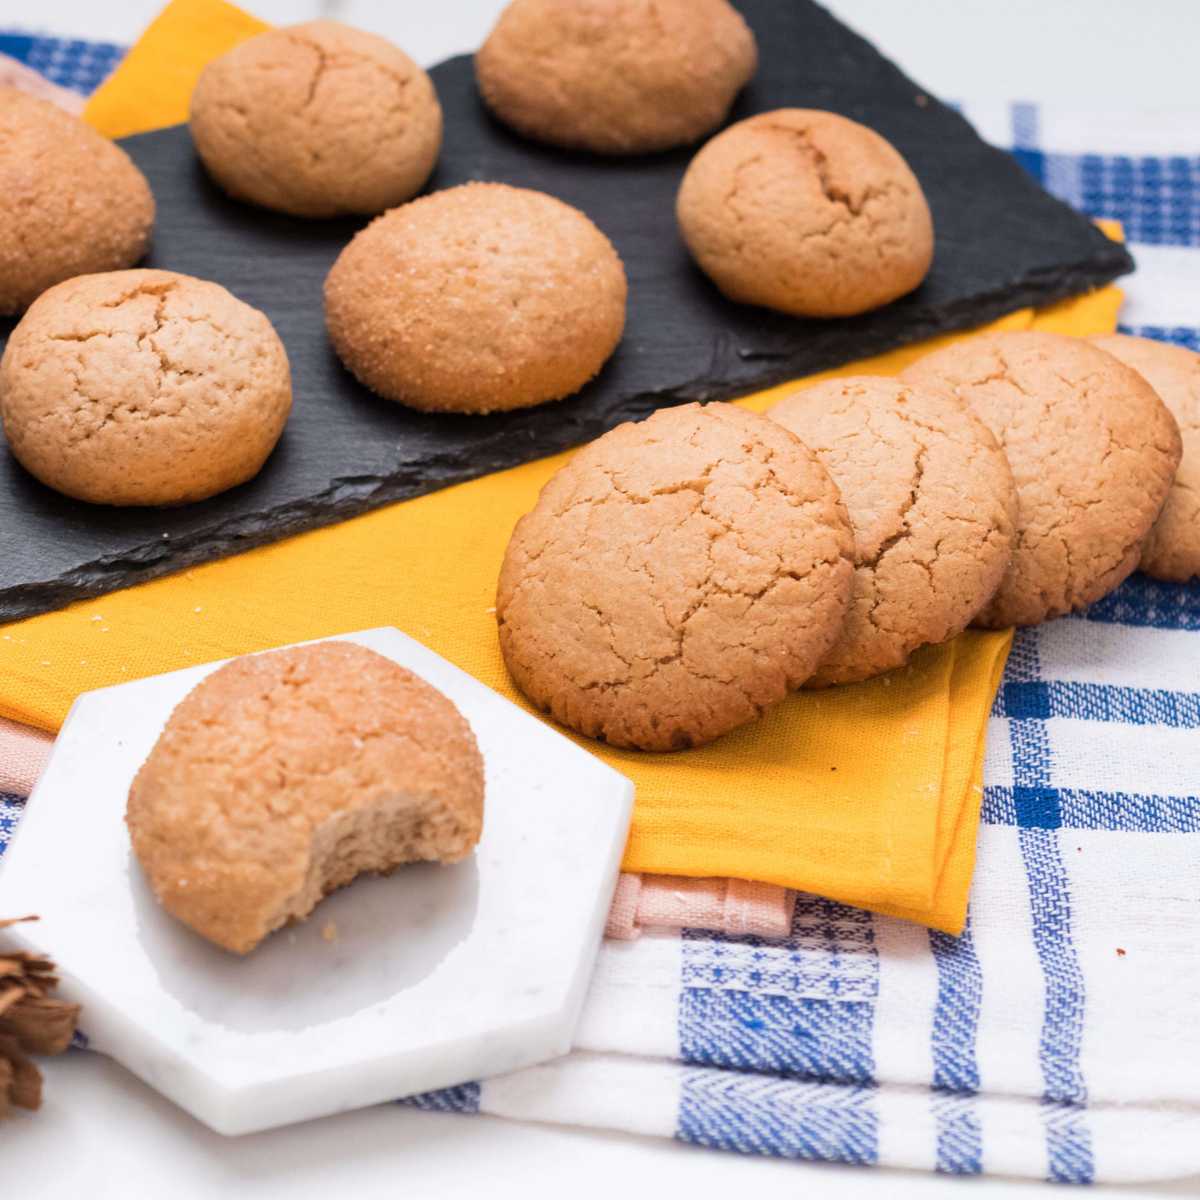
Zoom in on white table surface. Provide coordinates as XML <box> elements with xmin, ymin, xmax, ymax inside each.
<box><xmin>3</xmin><ymin>1</ymin><xmax>1198</xmax><ymax>1195</ymax></box>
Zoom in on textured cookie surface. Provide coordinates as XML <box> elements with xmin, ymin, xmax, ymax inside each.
<box><xmin>0</xmin><ymin>87</ymin><xmax>154</xmax><ymax>315</ymax></box>
<box><xmin>127</xmin><ymin>642</ymin><xmax>485</xmax><ymax>955</ymax></box>
<box><xmin>497</xmin><ymin>402</ymin><xmax>855</xmax><ymax>750</ymax></box>
<box><xmin>475</xmin><ymin>0</ymin><xmax>756</xmax><ymax>155</ymax></box>
<box><xmin>770</xmin><ymin>376</ymin><xmax>1017</xmax><ymax>685</ymax></box>
<box><xmin>0</xmin><ymin>269</ymin><xmax>291</xmax><ymax>506</ymax></box>
<box><xmin>325</xmin><ymin>182</ymin><xmax>627</xmax><ymax>413</ymax></box>
<box><xmin>189</xmin><ymin>20</ymin><xmax>442</xmax><ymax>217</ymax></box>
<box><xmin>676</xmin><ymin>108</ymin><xmax>934</xmax><ymax>318</ymax></box>
<box><xmin>902</xmin><ymin>331</ymin><xmax>1182</xmax><ymax>627</ymax></box>
<box><xmin>1091</xmin><ymin>334</ymin><xmax>1200</xmax><ymax>582</ymax></box>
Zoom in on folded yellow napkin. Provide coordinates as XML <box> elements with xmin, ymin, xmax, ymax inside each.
<box><xmin>0</xmin><ymin>0</ymin><xmax>1125</xmax><ymax>934</ymax></box>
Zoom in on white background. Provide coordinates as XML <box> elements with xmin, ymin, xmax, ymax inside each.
<box><xmin>3</xmin><ymin>1</ymin><xmax>1198</xmax><ymax>1196</ymax></box>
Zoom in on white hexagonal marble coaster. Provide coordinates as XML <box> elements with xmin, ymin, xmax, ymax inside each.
<box><xmin>0</xmin><ymin>628</ymin><xmax>633</xmax><ymax>1135</ymax></box>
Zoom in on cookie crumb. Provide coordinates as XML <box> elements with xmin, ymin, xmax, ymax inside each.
<box><xmin>322</xmin><ymin>921</ymin><xmax>337</xmax><ymax>943</ymax></box>
<box><xmin>1116</xmin><ymin>947</ymin><xmax>1126</xmax><ymax>957</ymax></box>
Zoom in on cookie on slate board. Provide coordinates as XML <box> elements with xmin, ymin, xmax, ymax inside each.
<box><xmin>0</xmin><ymin>87</ymin><xmax>154</xmax><ymax>316</ymax></box>
<box><xmin>902</xmin><ymin>331</ymin><xmax>1182</xmax><ymax>628</ymax></box>
<box><xmin>496</xmin><ymin>403</ymin><xmax>855</xmax><ymax>751</ymax></box>
<box><xmin>475</xmin><ymin>0</ymin><xmax>757</xmax><ymax>155</ymax></box>
<box><xmin>769</xmin><ymin>376</ymin><xmax>1017</xmax><ymax>686</ymax></box>
<box><xmin>1091</xmin><ymin>334</ymin><xmax>1200</xmax><ymax>582</ymax></box>
<box><xmin>189</xmin><ymin>20</ymin><xmax>442</xmax><ymax>218</ymax></box>
<box><xmin>0</xmin><ymin>269</ymin><xmax>291</xmax><ymax>507</ymax></box>
<box><xmin>127</xmin><ymin>641</ymin><xmax>485</xmax><ymax>955</ymax></box>
<box><xmin>325</xmin><ymin>182</ymin><xmax>627</xmax><ymax>414</ymax></box>
<box><xmin>676</xmin><ymin>108</ymin><xmax>934</xmax><ymax>319</ymax></box>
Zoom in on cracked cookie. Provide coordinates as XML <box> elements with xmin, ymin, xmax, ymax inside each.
<box><xmin>902</xmin><ymin>331</ymin><xmax>1182</xmax><ymax>627</ymax></box>
<box><xmin>770</xmin><ymin>376</ymin><xmax>1017</xmax><ymax>686</ymax></box>
<box><xmin>0</xmin><ymin>268</ymin><xmax>291</xmax><ymax>506</ymax></box>
<box><xmin>127</xmin><ymin>641</ymin><xmax>485</xmax><ymax>954</ymax></box>
<box><xmin>0</xmin><ymin>87</ymin><xmax>154</xmax><ymax>315</ymax></box>
<box><xmin>496</xmin><ymin>402</ymin><xmax>855</xmax><ymax>750</ymax></box>
<box><xmin>1091</xmin><ymin>334</ymin><xmax>1200</xmax><ymax>582</ymax></box>
<box><xmin>676</xmin><ymin>108</ymin><xmax>934</xmax><ymax>318</ymax></box>
<box><xmin>325</xmin><ymin>182</ymin><xmax>627</xmax><ymax>413</ymax></box>
<box><xmin>189</xmin><ymin>20</ymin><xmax>442</xmax><ymax>218</ymax></box>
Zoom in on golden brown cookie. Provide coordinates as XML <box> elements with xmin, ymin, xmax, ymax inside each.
<box><xmin>676</xmin><ymin>108</ymin><xmax>934</xmax><ymax>318</ymax></box>
<box><xmin>497</xmin><ymin>402</ymin><xmax>855</xmax><ymax>750</ymax></box>
<box><xmin>128</xmin><ymin>641</ymin><xmax>485</xmax><ymax>955</ymax></box>
<box><xmin>325</xmin><ymin>182</ymin><xmax>627</xmax><ymax>413</ymax></box>
<box><xmin>0</xmin><ymin>269</ymin><xmax>291</xmax><ymax>506</ymax></box>
<box><xmin>189</xmin><ymin>20</ymin><xmax>442</xmax><ymax>218</ymax></box>
<box><xmin>1090</xmin><ymin>334</ymin><xmax>1200</xmax><ymax>582</ymax></box>
<box><xmin>475</xmin><ymin>0</ymin><xmax>757</xmax><ymax>155</ymax></box>
<box><xmin>0</xmin><ymin>87</ymin><xmax>154</xmax><ymax>315</ymax></box>
<box><xmin>902</xmin><ymin>331</ymin><xmax>1182</xmax><ymax>628</ymax></box>
<box><xmin>770</xmin><ymin>376</ymin><xmax>1017</xmax><ymax>685</ymax></box>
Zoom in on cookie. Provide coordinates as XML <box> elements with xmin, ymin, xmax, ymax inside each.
<box><xmin>189</xmin><ymin>20</ymin><xmax>442</xmax><ymax>218</ymax></box>
<box><xmin>1091</xmin><ymin>334</ymin><xmax>1200</xmax><ymax>582</ymax></box>
<box><xmin>0</xmin><ymin>269</ymin><xmax>291</xmax><ymax>506</ymax></box>
<box><xmin>902</xmin><ymin>331</ymin><xmax>1182</xmax><ymax>627</ymax></box>
<box><xmin>0</xmin><ymin>87</ymin><xmax>154</xmax><ymax>315</ymax></box>
<box><xmin>127</xmin><ymin>642</ymin><xmax>485</xmax><ymax>955</ymax></box>
<box><xmin>769</xmin><ymin>376</ymin><xmax>1017</xmax><ymax>685</ymax></box>
<box><xmin>676</xmin><ymin>108</ymin><xmax>934</xmax><ymax>318</ymax></box>
<box><xmin>496</xmin><ymin>402</ymin><xmax>855</xmax><ymax>750</ymax></box>
<box><xmin>475</xmin><ymin>0</ymin><xmax>757</xmax><ymax>155</ymax></box>
<box><xmin>325</xmin><ymin>182</ymin><xmax>627</xmax><ymax>413</ymax></box>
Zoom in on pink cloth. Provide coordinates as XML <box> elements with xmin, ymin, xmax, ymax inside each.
<box><xmin>0</xmin><ymin>717</ymin><xmax>52</xmax><ymax>797</ymax></box>
<box><xmin>0</xmin><ymin>53</ymin><xmax>87</xmax><ymax>113</ymax></box>
<box><xmin>604</xmin><ymin>873</ymin><xmax>796</xmax><ymax>941</ymax></box>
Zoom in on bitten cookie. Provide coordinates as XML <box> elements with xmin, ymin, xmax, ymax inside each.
<box><xmin>325</xmin><ymin>182</ymin><xmax>627</xmax><ymax>413</ymax></box>
<box><xmin>497</xmin><ymin>402</ymin><xmax>855</xmax><ymax>750</ymax></box>
<box><xmin>475</xmin><ymin>0</ymin><xmax>757</xmax><ymax>155</ymax></box>
<box><xmin>0</xmin><ymin>87</ymin><xmax>154</xmax><ymax>315</ymax></box>
<box><xmin>676</xmin><ymin>108</ymin><xmax>934</xmax><ymax>318</ymax></box>
<box><xmin>0</xmin><ymin>269</ymin><xmax>291</xmax><ymax>506</ymax></box>
<box><xmin>902</xmin><ymin>331</ymin><xmax>1182</xmax><ymax>627</ymax></box>
<box><xmin>1091</xmin><ymin>334</ymin><xmax>1200</xmax><ymax>582</ymax></box>
<box><xmin>189</xmin><ymin>20</ymin><xmax>442</xmax><ymax>218</ymax></box>
<box><xmin>127</xmin><ymin>642</ymin><xmax>485</xmax><ymax>955</ymax></box>
<box><xmin>770</xmin><ymin>377</ymin><xmax>1017</xmax><ymax>685</ymax></box>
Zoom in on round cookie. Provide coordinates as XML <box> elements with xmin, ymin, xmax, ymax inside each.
<box><xmin>769</xmin><ymin>376</ymin><xmax>1017</xmax><ymax>686</ymax></box>
<box><xmin>0</xmin><ymin>269</ymin><xmax>291</xmax><ymax>506</ymax></box>
<box><xmin>475</xmin><ymin>0</ymin><xmax>757</xmax><ymax>155</ymax></box>
<box><xmin>127</xmin><ymin>641</ymin><xmax>485</xmax><ymax>954</ymax></box>
<box><xmin>496</xmin><ymin>402</ymin><xmax>855</xmax><ymax>750</ymax></box>
<box><xmin>325</xmin><ymin>182</ymin><xmax>627</xmax><ymax>413</ymax></box>
<box><xmin>676</xmin><ymin>108</ymin><xmax>934</xmax><ymax>318</ymax></box>
<box><xmin>0</xmin><ymin>87</ymin><xmax>154</xmax><ymax>315</ymax></box>
<box><xmin>189</xmin><ymin>20</ymin><xmax>442</xmax><ymax>218</ymax></box>
<box><xmin>902</xmin><ymin>331</ymin><xmax>1182</xmax><ymax>628</ymax></box>
<box><xmin>1091</xmin><ymin>334</ymin><xmax>1200</xmax><ymax>582</ymax></box>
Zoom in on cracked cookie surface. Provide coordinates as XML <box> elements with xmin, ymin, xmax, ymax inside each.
<box><xmin>902</xmin><ymin>331</ymin><xmax>1182</xmax><ymax>627</ymax></box>
<box><xmin>325</xmin><ymin>182</ymin><xmax>627</xmax><ymax>413</ymax></box>
<box><xmin>0</xmin><ymin>87</ymin><xmax>154</xmax><ymax>315</ymax></box>
<box><xmin>189</xmin><ymin>20</ymin><xmax>442</xmax><ymax>218</ymax></box>
<box><xmin>676</xmin><ymin>108</ymin><xmax>934</xmax><ymax>318</ymax></box>
<box><xmin>770</xmin><ymin>376</ymin><xmax>1017</xmax><ymax>685</ymax></box>
<box><xmin>476</xmin><ymin>0</ymin><xmax>756</xmax><ymax>155</ymax></box>
<box><xmin>0</xmin><ymin>268</ymin><xmax>291</xmax><ymax>506</ymax></box>
<box><xmin>1091</xmin><ymin>334</ymin><xmax>1200</xmax><ymax>582</ymax></box>
<box><xmin>496</xmin><ymin>402</ymin><xmax>855</xmax><ymax>750</ymax></box>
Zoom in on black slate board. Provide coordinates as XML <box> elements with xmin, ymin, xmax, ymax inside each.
<box><xmin>0</xmin><ymin>0</ymin><xmax>1132</xmax><ymax>621</ymax></box>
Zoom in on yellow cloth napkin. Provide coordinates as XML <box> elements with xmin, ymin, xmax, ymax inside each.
<box><xmin>0</xmin><ymin>0</ymin><xmax>1125</xmax><ymax>935</ymax></box>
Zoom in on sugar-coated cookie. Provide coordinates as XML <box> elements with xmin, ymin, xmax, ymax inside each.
<box><xmin>902</xmin><ymin>331</ymin><xmax>1182</xmax><ymax>627</ymax></box>
<box><xmin>127</xmin><ymin>642</ymin><xmax>485</xmax><ymax>955</ymax></box>
<box><xmin>497</xmin><ymin>402</ymin><xmax>855</xmax><ymax>750</ymax></box>
<box><xmin>676</xmin><ymin>108</ymin><xmax>933</xmax><ymax>318</ymax></box>
<box><xmin>0</xmin><ymin>269</ymin><xmax>291</xmax><ymax>506</ymax></box>
<box><xmin>475</xmin><ymin>0</ymin><xmax>757</xmax><ymax>155</ymax></box>
<box><xmin>770</xmin><ymin>376</ymin><xmax>1017</xmax><ymax>685</ymax></box>
<box><xmin>189</xmin><ymin>20</ymin><xmax>442</xmax><ymax>218</ymax></box>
